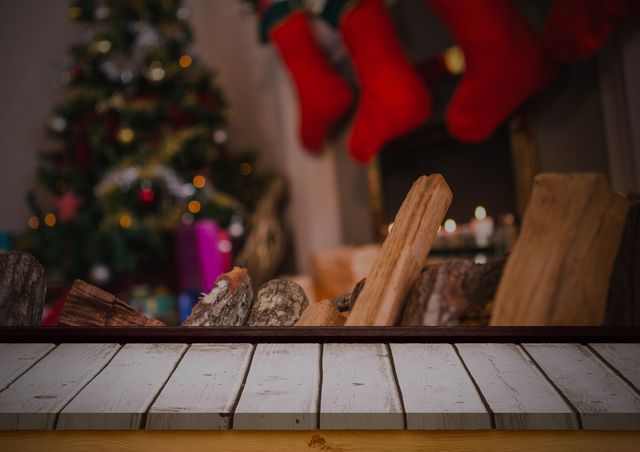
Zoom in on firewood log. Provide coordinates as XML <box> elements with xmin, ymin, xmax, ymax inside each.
<box><xmin>330</xmin><ymin>278</ymin><xmax>365</xmax><ymax>313</ymax></box>
<box><xmin>0</xmin><ymin>251</ymin><xmax>46</xmax><ymax>326</ymax></box>
<box><xmin>59</xmin><ymin>279</ymin><xmax>164</xmax><ymax>327</ymax></box>
<box><xmin>183</xmin><ymin>267</ymin><xmax>253</xmax><ymax>326</ymax></box>
<box><xmin>295</xmin><ymin>300</ymin><xmax>346</xmax><ymax>326</ymax></box>
<box><xmin>346</xmin><ymin>174</ymin><xmax>452</xmax><ymax>326</ymax></box>
<box><xmin>491</xmin><ymin>173</ymin><xmax>629</xmax><ymax>326</ymax></box>
<box><xmin>400</xmin><ymin>257</ymin><xmax>506</xmax><ymax>326</ymax></box>
<box><xmin>247</xmin><ymin>279</ymin><xmax>308</xmax><ymax>326</ymax></box>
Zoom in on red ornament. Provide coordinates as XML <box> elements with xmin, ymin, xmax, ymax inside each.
<box><xmin>55</xmin><ymin>191</ymin><xmax>82</xmax><ymax>221</ymax></box>
<box><xmin>139</xmin><ymin>187</ymin><xmax>155</xmax><ymax>203</ymax></box>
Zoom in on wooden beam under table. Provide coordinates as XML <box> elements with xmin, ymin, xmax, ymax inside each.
<box><xmin>1</xmin><ymin>430</ymin><xmax>639</xmax><ymax>452</ymax></box>
<box><xmin>1</xmin><ymin>326</ymin><xmax>640</xmax><ymax>344</ymax></box>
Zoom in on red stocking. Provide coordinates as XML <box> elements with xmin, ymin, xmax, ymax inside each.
<box><xmin>543</xmin><ymin>0</ymin><xmax>633</xmax><ymax>62</ymax></box>
<box><xmin>333</xmin><ymin>0</ymin><xmax>432</xmax><ymax>163</ymax></box>
<box><xmin>428</xmin><ymin>0</ymin><xmax>558</xmax><ymax>142</ymax></box>
<box><xmin>265</xmin><ymin>7</ymin><xmax>353</xmax><ymax>152</ymax></box>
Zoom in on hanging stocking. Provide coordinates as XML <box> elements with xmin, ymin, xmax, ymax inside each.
<box><xmin>261</xmin><ymin>2</ymin><xmax>354</xmax><ymax>152</ymax></box>
<box><xmin>323</xmin><ymin>0</ymin><xmax>432</xmax><ymax>163</ymax></box>
<box><xmin>428</xmin><ymin>0</ymin><xmax>558</xmax><ymax>143</ymax></box>
<box><xmin>543</xmin><ymin>0</ymin><xmax>633</xmax><ymax>62</ymax></box>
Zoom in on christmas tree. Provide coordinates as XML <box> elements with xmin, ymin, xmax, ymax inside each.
<box><xmin>23</xmin><ymin>0</ymin><xmax>261</xmax><ymax>289</ymax></box>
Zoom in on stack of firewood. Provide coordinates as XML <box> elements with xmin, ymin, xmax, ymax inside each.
<box><xmin>2</xmin><ymin>172</ymin><xmax>635</xmax><ymax>327</ymax></box>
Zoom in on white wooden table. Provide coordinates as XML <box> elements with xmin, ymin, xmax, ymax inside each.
<box><xmin>1</xmin><ymin>328</ymin><xmax>639</xmax><ymax>451</ymax></box>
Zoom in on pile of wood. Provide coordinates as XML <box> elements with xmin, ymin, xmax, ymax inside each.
<box><xmin>23</xmin><ymin>172</ymin><xmax>635</xmax><ymax>328</ymax></box>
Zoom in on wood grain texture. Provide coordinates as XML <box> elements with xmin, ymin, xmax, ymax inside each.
<box><xmin>295</xmin><ymin>300</ymin><xmax>346</xmax><ymax>326</ymax></box>
<box><xmin>0</xmin><ymin>251</ymin><xmax>46</xmax><ymax>326</ymax></box>
<box><xmin>456</xmin><ymin>343</ymin><xmax>578</xmax><ymax>429</ymax></box>
<box><xmin>233</xmin><ymin>343</ymin><xmax>320</xmax><ymax>430</ymax></box>
<box><xmin>346</xmin><ymin>174</ymin><xmax>452</xmax><ymax>326</ymax></box>
<box><xmin>59</xmin><ymin>279</ymin><xmax>165</xmax><ymax>327</ymax></box>
<box><xmin>146</xmin><ymin>343</ymin><xmax>254</xmax><ymax>430</ymax></box>
<box><xmin>590</xmin><ymin>343</ymin><xmax>640</xmax><ymax>390</ymax></box>
<box><xmin>3</xmin><ymin>430</ymin><xmax>640</xmax><ymax>452</ymax></box>
<box><xmin>390</xmin><ymin>343</ymin><xmax>491</xmax><ymax>429</ymax></box>
<box><xmin>320</xmin><ymin>343</ymin><xmax>404</xmax><ymax>429</ymax></box>
<box><xmin>524</xmin><ymin>343</ymin><xmax>640</xmax><ymax>429</ymax></box>
<box><xmin>0</xmin><ymin>343</ymin><xmax>120</xmax><ymax>429</ymax></box>
<box><xmin>0</xmin><ymin>343</ymin><xmax>54</xmax><ymax>391</ymax></box>
<box><xmin>57</xmin><ymin>343</ymin><xmax>187</xmax><ymax>430</ymax></box>
<box><xmin>491</xmin><ymin>173</ymin><xmax>629</xmax><ymax>326</ymax></box>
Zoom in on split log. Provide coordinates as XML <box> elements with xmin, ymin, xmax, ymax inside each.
<box><xmin>491</xmin><ymin>173</ymin><xmax>629</xmax><ymax>326</ymax></box>
<box><xmin>605</xmin><ymin>196</ymin><xmax>640</xmax><ymax>326</ymax></box>
<box><xmin>0</xmin><ymin>251</ymin><xmax>46</xmax><ymax>326</ymax></box>
<box><xmin>295</xmin><ymin>300</ymin><xmax>346</xmax><ymax>326</ymax></box>
<box><xmin>346</xmin><ymin>174</ymin><xmax>452</xmax><ymax>326</ymax></box>
<box><xmin>400</xmin><ymin>257</ymin><xmax>506</xmax><ymax>326</ymax></box>
<box><xmin>183</xmin><ymin>267</ymin><xmax>253</xmax><ymax>326</ymax></box>
<box><xmin>312</xmin><ymin>245</ymin><xmax>379</xmax><ymax>300</ymax></box>
<box><xmin>247</xmin><ymin>279</ymin><xmax>308</xmax><ymax>326</ymax></box>
<box><xmin>59</xmin><ymin>279</ymin><xmax>164</xmax><ymax>326</ymax></box>
<box><xmin>330</xmin><ymin>278</ymin><xmax>366</xmax><ymax>313</ymax></box>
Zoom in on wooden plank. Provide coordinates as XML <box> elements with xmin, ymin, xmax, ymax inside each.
<box><xmin>146</xmin><ymin>343</ymin><xmax>254</xmax><ymax>430</ymax></box>
<box><xmin>491</xmin><ymin>173</ymin><xmax>629</xmax><ymax>326</ymax></box>
<box><xmin>0</xmin><ymin>343</ymin><xmax>55</xmax><ymax>391</ymax></box>
<box><xmin>390</xmin><ymin>343</ymin><xmax>491</xmax><ymax>429</ymax></box>
<box><xmin>590</xmin><ymin>343</ymin><xmax>640</xmax><ymax>390</ymax></box>
<box><xmin>233</xmin><ymin>343</ymin><xmax>320</xmax><ymax>430</ymax></box>
<box><xmin>57</xmin><ymin>343</ymin><xmax>187</xmax><ymax>430</ymax></box>
<box><xmin>456</xmin><ymin>343</ymin><xmax>577</xmax><ymax>429</ymax></box>
<box><xmin>0</xmin><ymin>343</ymin><xmax>120</xmax><ymax>430</ymax></box>
<box><xmin>524</xmin><ymin>343</ymin><xmax>640</xmax><ymax>429</ymax></box>
<box><xmin>320</xmin><ymin>343</ymin><xmax>404</xmax><ymax>429</ymax></box>
<box><xmin>346</xmin><ymin>174</ymin><xmax>452</xmax><ymax>326</ymax></box>
<box><xmin>2</xmin><ymin>430</ymin><xmax>640</xmax><ymax>452</ymax></box>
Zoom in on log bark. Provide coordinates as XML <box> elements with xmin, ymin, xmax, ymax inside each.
<box><xmin>0</xmin><ymin>251</ymin><xmax>46</xmax><ymax>326</ymax></box>
<box><xmin>59</xmin><ymin>279</ymin><xmax>165</xmax><ymax>326</ymax></box>
<box><xmin>605</xmin><ymin>196</ymin><xmax>640</xmax><ymax>326</ymax></box>
<box><xmin>400</xmin><ymin>258</ymin><xmax>506</xmax><ymax>326</ymax></box>
<box><xmin>491</xmin><ymin>173</ymin><xmax>629</xmax><ymax>326</ymax></box>
<box><xmin>247</xmin><ymin>279</ymin><xmax>308</xmax><ymax>326</ymax></box>
<box><xmin>330</xmin><ymin>278</ymin><xmax>365</xmax><ymax>313</ymax></box>
<box><xmin>295</xmin><ymin>300</ymin><xmax>346</xmax><ymax>326</ymax></box>
<box><xmin>183</xmin><ymin>267</ymin><xmax>253</xmax><ymax>326</ymax></box>
<box><xmin>346</xmin><ymin>174</ymin><xmax>452</xmax><ymax>326</ymax></box>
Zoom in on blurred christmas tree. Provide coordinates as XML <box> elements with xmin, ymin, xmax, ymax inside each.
<box><xmin>23</xmin><ymin>0</ymin><xmax>262</xmax><ymax>288</ymax></box>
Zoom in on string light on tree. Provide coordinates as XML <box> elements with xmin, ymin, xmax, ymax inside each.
<box><xmin>147</xmin><ymin>61</ymin><xmax>165</xmax><ymax>81</ymax></box>
<box><xmin>117</xmin><ymin>127</ymin><xmax>135</xmax><ymax>144</ymax></box>
<box><xmin>28</xmin><ymin>216</ymin><xmax>40</xmax><ymax>230</ymax></box>
<box><xmin>188</xmin><ymin>200</ymin><xmax>201</xmax><ymax>214</ymax></box>
<box><xmin>94</xmin><ymin>40</ymin><xmax>112</xmax><ymax>54</ymax></box>
<box><xmin>119</xmin><ymin>213</ymin><xmax>132</xmax><ymax>229</ymax></box>
<box><xmin>90</xmin><ymin>264</ymin><xmax>111</xmax><ymax>285</ymax></box>
<box><xmin>212</xmin><ymin>128</ymin><xmax>227</xmax><ymax>144</ymax></box>
<box><xmin>239</xmin><ymin>162</ymin><xmax>252</xmax><ymax>176</ymax></box>
<box><xmin>178</xmin><ymin>55</ymin><xmax>192</xmax><ymax>68</ymax></box>
<box><xmin>44</xmin><ymin>213</ymin><xmax>57</xmax><ymax>227</ymax></box>
<box><xmin>192</xmin><ymin>175</ymin><xmax>206</xmax><ymax>189</ymax></box>
<box><xmin>49</xmin><ymin>116</ymin><xmax>67</xmax><ymax>132</ymax></box>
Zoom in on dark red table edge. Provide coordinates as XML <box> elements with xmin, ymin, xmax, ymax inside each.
<box><xmin>1</xmin><ymin>326</ymin><xmax>639</xmax><ymax>343</ymax></box>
